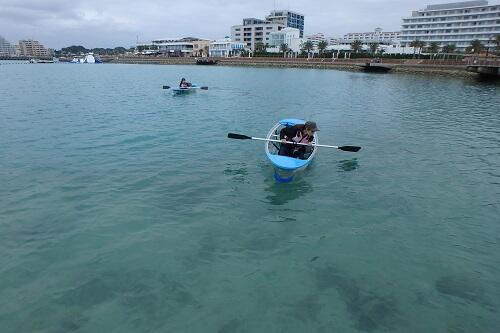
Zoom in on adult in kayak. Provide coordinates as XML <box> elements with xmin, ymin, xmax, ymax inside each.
<box><xmin>179</xmin><ymin>78</ymin><xmax>192</xmax><ymax>88</ymax></box>
<box><xmin>279</xmin><ymin>121</ymin><xmax>319</xmax><ymax>159</ymax></box>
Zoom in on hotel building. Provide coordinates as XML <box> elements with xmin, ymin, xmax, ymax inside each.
<box><xmin>344</xmin><ymin>28</ymin><xmax>401</xmax><ymax>44</ymax></box>
<box><xmin>231</xmin><ymin>18</ymin><xmax>285</xmax><ymax>51</ymax></box>
<box><xmin>400</xmin><ymin>1</ymin><xmax>500</xmax><ymax>52</ymax></box>
<box><xmin>231</xmin><ymin>9</ymin><xmax>305</xmax><ymax>51</ymax></box>
<box><xmin>0</xmin><ymin>36</ymin><xmax>16</xmax><ymax>56</ymax></box>
<box><xmin>17</xmin><ymin>39</ymin><xmax>50</xmax><ymax>57</ymax></box>
<box><xmin>265</xmin><ymin>10</ymin><xmax>305</xmax><ymax>37</ymax></box>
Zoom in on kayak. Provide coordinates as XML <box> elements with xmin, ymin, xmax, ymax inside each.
<box><xmin>265</xmin><ymin>118</ymin><xmax>318</xmax><ymax>182</ymax></box>
<box><xmin>172</xmin><ymin>84</ymin><xmax>201</xmax><ymax>94</ymax></box>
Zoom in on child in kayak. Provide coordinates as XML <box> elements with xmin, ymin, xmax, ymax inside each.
<box><xmin>279</xmin><ymin>121</ymin><xmax>319</xmax><ymax>159</ymax></box>
<box><xmin>179</xmin><ymin>78</ymin><xmax>192</xmax><ymax>88</ymax></box>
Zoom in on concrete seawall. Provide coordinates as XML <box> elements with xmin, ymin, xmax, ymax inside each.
<box><xmin>106</xmin><ymin>56</ymin><xmax>482</xmax><ymax>79</ymax></box>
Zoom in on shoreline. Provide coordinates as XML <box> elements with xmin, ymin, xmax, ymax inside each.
<box><xmin>104</xmin><ymin>56</ymin><xmax>490</xmax><ymax>80</ymax></box>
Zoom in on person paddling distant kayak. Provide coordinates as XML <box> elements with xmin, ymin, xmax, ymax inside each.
<box><xmin>279</xmin><ymin>121</ymin><xmax>319</xmax><ymax>159</ymax></box>
<box><xmin>179</xmin><ymin>78</ymin><xmax>192</xmax><ymax>88</ymax></box>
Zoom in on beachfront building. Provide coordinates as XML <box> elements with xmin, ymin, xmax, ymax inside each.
<box><xmin>326</xmin><ymin>28</ymin><xmax>403</xmax><ymax>53</ymax></box>
<box><xmin>209</xmin><ymin>38</ymin><xmax>246</xmax><ymax>57</ymax></box>
<box><xmin>267</xmin><ymin>28</ymin><xmax>304</xmax><ymax>54</ymax></box>
<box><xmin>265</xmin><ymin>10</ymin><xmax>305</xmax><ymax>37</ymax></box>
<box><xmin>231</xmin><ymin>9</ymin><xmax>305</xmax><ymax>51</ymax></box>
<box><xmin>192</xmin><ymin>39</ymin><xmax>211</xmax><ymax>57</ymax></box>
<box><xmin>231</xmin><ymin>18</ymin><xmax>285</xmax><ymax>51</ymax></box>
<box><xmin>17</xmin><ymin>39</ymin><xmax>50</xmax><ymax>57</ymax></box>
<box><xmin>400</xmin><ymin>1</ymin><xmax>500</xmax><ymax>52</ymax></box>
<box><xmin>343</xmin><ymin>28</ymin><xmax>401</xmax><ymax>44</ymax></box>
<box><xmin>305</xmin><ymin>33</ymin><xmax>327</xmax><ymax>48</ymax></box>
<box><xmin>0</xmin><ymin>36</ymin><xmax>16</xmax><ymax>56</ymax></box>
<box><xmin>150</xmin><ymin>37</ymin><xmax>204</xmax><ymax>57</ymax></box>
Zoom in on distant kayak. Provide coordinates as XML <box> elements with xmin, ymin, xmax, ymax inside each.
<box><xmin>265</xmin><ymin>119</ymin><xmax>318</xmax><ymax>182</ymax></box>
<box><xmin>163</xmin><ymin>84</ymin><xmax>208</xmax><ymax>94</ymax></box>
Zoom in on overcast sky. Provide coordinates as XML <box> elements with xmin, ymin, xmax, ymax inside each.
<box><xmin>0</xmin><ymin>0</ymin><xmax>460</xmax><ymax>49</ymax></box>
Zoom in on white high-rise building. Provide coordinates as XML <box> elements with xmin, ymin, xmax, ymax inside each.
<box><xmin>231</xmin><ymin>18</ymin><xmax>285</xmax><ymax>50</ymax></box>
<box><xmin>231</xmin><ymin>10</ymin><xmax>305</xmax><ymax>51</ymax></box>
<box><xmin>265</xmin><ymin>10</ymin><xmax>305</xmax><ymax>37</ymax></box>
<box><xmin>0</xmin><ymin>36</ymin><xmax>16</xmax><ymax>56</ymax></box>
<box><xmin>401</xmin><ymin>1</ymin><xmax>500</xmax><ymax>52</ymax></box>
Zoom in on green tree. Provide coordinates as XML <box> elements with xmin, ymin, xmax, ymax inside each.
<box><xmin>369</xmin><ymin>43</ymin><xmax>379</xmax><ymax>54</ymax></box>
<box><xmin>410</xmin><ymin>40</ymin><xmax>424</xmax><ymax>57</ymax></box>
<box><xmin>466</xmin><ymin>39</ymin><xmax>483</xmax><ymax>54</ymax></box>
<box><xmin>427</xmin><ymin>42</ymin><xmax>439</xmax><ymax>54</ymax></box>
<box><xmin>279</xmin><ymin>43</ymin><xmax>289</xmax><ymax>57</ymax></box>
<box><xmin>254</xmin><ymin>42</ymin><xmax>266</xmax><ymax>53</ymax></box>
<box><xmin>350</xmin><ymin>40</ymin><xmax>363</xmax><ymax>53</ymax></box>
<box><xmin>493</xmin><ymin>35</ymin><xmax>500</xmax><ymax>54</ymax></box>
<box><xmin>442</xmin><ymin>44</ymin><xmax>456</xmax><ymax>53</ymax></box>
<box><xmin>317</xmin><ymin>40</ymin><xmax>328</xmax><ymax>54</ymax></box>
<box><xmin>301</xmin><ymin>40</ymin><xmax>314</xmax><ymax>57</ymax></box>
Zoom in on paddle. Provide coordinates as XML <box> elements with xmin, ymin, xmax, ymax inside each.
<box><xmin>162</xmin><ymin>85</ymin><xmax>208</xmax><ymax>90</ymax></box>
<box><xmin>227</xmin><ymin>133</ymin><xmax>361</xmax><ymax>152</ymax></box>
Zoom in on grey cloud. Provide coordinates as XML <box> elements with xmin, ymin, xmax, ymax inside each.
<box><xmin>0</xmin><ymin>0</ymin><xmax>452</xmax><ymax>49</ymax></box>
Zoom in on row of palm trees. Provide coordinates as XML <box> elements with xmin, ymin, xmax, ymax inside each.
<box><xmin>253</xmin><ymin>35</ymin><xmax>500</xmax><ymax>58</ymax></box>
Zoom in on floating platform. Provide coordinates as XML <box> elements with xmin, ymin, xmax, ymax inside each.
<box><xmin>196</xmin><ymin>59</ymin><xmax>218</xmax><ymax>65</ymax></box>
<box><xmin>357</xmin><ymin>62</ymin><xmax>393</xmax><ymax>72</ymax></box>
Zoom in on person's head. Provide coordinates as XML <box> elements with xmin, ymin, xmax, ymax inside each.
<box><xmin>304</xmin><ymin>121</ymin><xmax>319</xmax><ymax>136</ymax></box>
<box><xmin>180</xmin><ymin>78</ymin><xmax>186</xmax><ymax>83</ymax></box>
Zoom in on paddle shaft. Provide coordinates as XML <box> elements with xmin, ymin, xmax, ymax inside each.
<box><xmin>250</xmin><ymin>137</ymin><xmax>339</xmax><ymax>149</ymax></box>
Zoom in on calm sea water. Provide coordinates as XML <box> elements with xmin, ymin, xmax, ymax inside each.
<box><xmin>0</xmin><ymin>62</ymin><xmax>499</xmax><ymax>332</ymax></box>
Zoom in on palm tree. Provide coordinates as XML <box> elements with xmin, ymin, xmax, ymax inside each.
<box><xmin>301</xmin><ymin>41</ymin><xmax>314</xmax><ymax>57</ymax></box>
<box><xmin>204</xmin><ymin>46</ymin><xmax>210</xmax><ymax>57</ymax></box>
<box><xmin>442</xmin><ymin>44</ymin><xmax>456</xmax><ymax>54</ymax></box>
<box><xmin>410</xmin><ymin>40</ymin><xmax>424</xmax><ymax>58</ymax></box>
<box><xmin>428</xmin><ymin>42</ymin><xmax>439</xmax><ymax>54</ymax></box>
<box><xmin>279</xmin><ymin>43</ymin><xmax>289</xmax><ymax>57</ymax></box>
<box><xmin>254</xmin><ymin>42</ymin><xmax>266</xmax><ymax>53</ymax></box>
<box><xmin>369</xmin><ymin>43</ymin><xmax>379</xmax><ymax>55</ymax></box>
<box><xmin>494</xmin><ymin>35</ymin><xmax>500</xmax><ymax>54</ymax></box>
<box><xmin>350</xmin><ymin>40</ymin><xmax>363</xmax><ymax>53</ymax></box>
<box><xmin>466</xmin><ymin>39</ymin><xmax>483</xmax><ymax>54</ymax></box>
<box><xmin>317</xmin><ymin>40</ymin><xmax>328</xmax><ymax>55</ymax></box>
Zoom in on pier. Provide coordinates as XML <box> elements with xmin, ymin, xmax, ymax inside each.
<box><xmin>466</xmin><ymin>57</ymin><xmax>500</xmax><ymax>78</ymax></box>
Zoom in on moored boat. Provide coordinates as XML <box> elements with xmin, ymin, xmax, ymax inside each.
<box><xmin>265</xmin><ymin>119</ymin><xmax>318</xmax><ymax>182</ymax></box>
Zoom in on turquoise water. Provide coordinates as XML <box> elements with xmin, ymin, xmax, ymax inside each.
<box><xmin>0</xmin><ymin>63</ymin><xmax>499</xmax><ymax>332</ymax></box>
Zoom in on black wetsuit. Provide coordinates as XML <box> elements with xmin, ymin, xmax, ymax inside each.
<box><xmin>278</xmin><ymin>125</ymin><xmax>314</xmax><ymax>159</ymax></box>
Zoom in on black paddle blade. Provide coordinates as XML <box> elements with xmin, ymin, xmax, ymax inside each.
<box><xmin>227</xmin><ymin>133</ymin><xmax>252</xmax><ymax>140</ymax></box>
<box><xmin>200</xmin><ymin>86</ymin><xmax>208</xmax><ymax>90</ymax></box>
<box><xmin>339</xmin><ymin>146</ymin><xmax>361</xmax><ymax>152</ymax></box>
<box><xmin>162</xmin><ymin>85</ymin><xmax>170</xmax><ymax>89</ymax></box>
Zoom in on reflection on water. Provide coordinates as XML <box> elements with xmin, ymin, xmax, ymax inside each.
<box><xmin>338</xmin><ymin>158</ymin><xmax>359</xmax><ymax>172</ymax></box>
<box><xmin>263</xmin><ymin>176</ymin><xmax>313</xmax><ymax>206</ymax></box>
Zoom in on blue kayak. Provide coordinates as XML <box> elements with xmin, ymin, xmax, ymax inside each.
<box><xmin>172</xmin><ymin>84</ymin><xmax>201</xmax><ymax>94</ymax></box>
<box><xmin>265</xmin><ymin>119</ymin><xmax>318</xmax><ymax>182</ymax></box>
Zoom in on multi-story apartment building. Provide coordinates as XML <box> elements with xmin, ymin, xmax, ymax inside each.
<box><xmin>0</xmin><ymin>36</ymin><xmax>16</xmax><ymax>56</ymax></box>
<box><xmin>265</xmin><ymin>10</ymin><xmax>305</xmax><ymax>37</ymax></box>
<box><xmin>17</xmin><ymin>39</ymin><xmax>50</xmax><ymax>57</ymax></box>
<box><xmin>344</xmin><ymin>28</ymin><xmax>401</xmax><ymax>44</ymax></box>
<box><xmin>231</xmin><ymin>18</ymin><xmax>285</xmax><ymax>50</ymax></box>
<box><xmin>231</xmin><ymin>9</ymin><xmax>305</xmax><ymax>51</ymax></box>
<box><xmin>400</xmin><ymin>1</ymin><xmax>500</xmax><ymax>52</ymax></box>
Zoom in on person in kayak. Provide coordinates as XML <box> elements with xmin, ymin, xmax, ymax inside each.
<box><xmin>179</xmin><ymin>78</ymin><xmax>192</xmax><ymax>88</ymax></box>
<box><xmin>279</xmin><ymin>121</ymin><xmax>319</xmax><ymax>159</ymax></box>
